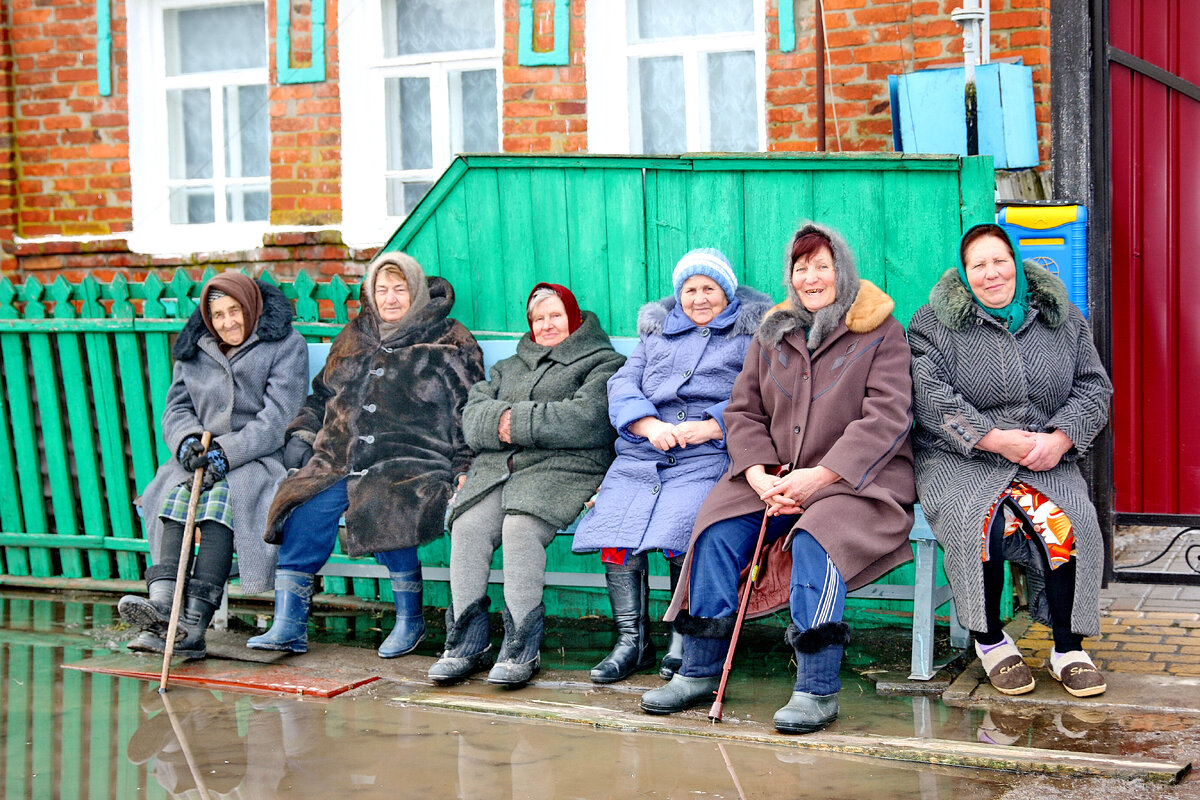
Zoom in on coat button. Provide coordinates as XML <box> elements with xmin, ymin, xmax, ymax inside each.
<box><xmin>666</xmin><ymin>456</ymin><xmax>676</xmax><ymax>465</ymax></box>
<box><xmin>369</xmin><ymin>368</ymin><xmax>384</xmax><ymax>377</ymax></box>
<box><xmin>651</xmin><ymin>485</ymin><xmax>660</xmax><ymax>494</ymax></box>
<box><xmin>794</xmin><ymin>425</ymin><xmax>801</xmax><ymax>434</ymax></box>
<box><xmin>358</xmin><ymin>435</ymin><xmax>375</xmax><ymax>444</ymax></box>
<box><xmin>701</xmin><ymin>328</ymin><xmax>710</xmax><ymax>338</ymax></box>
<box><xmin>803</xmin><ymin>372</ymin><xmax>809</xmax><ymax>381</ymax></box>
<box><xmin>218</xmin><ymin>404</ymin><xmax>227</xmax><ymax>412</ymax></box>
<box><xmin>382</xmin><ymin>346</ymin><xmax>394</xmax><ymax>353</ymax></box>
<box><xmin>362</xmin><ymin>404</ymin><xmax>377</xmax><ymax>413</ymax></box>
<box><xmin>683</xmin><ymin>369</ymin><xmax>692</xmax><ymax>378</ymax></box>
<box><xmin>677</xmin><ymin>410</ymin><xmax>687</xmax><ymax>421</ymax></box>
<box><xmin>964</xmin><ymin>434</ymin><xmax>973</xmax><ymax>443</ymax></box>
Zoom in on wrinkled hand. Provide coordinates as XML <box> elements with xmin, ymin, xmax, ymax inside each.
<box><xmin>456</xmin><ymin>473</ymin><xmax>468</xmax><ymax>491</ymax></box>
<box><xmin>978</xmin><ymin>428</ymin><xmax>1037</xmax><ymax>464</ymax></box>
<box><xmin>628</xmin><ymin>417</ymin><xmax>680</xmax><ymax>451</ymax></box>
<box><xmin>745</xmin><ymin>465</ymin><xmax>790</xmax><ymax>516</ymax></box>
<box><xmin>584</xmin><ymin>489</ymin><xmax>600</xmax><ymax>510</ymax></box>
<box><xmin>177</xmin><ymin>434</ymin><xmax>207</xmax><ymax>472</ymax></box>
<box><xmin>674</xmin><ymin>419</ymin><xmax>723</xmax><ymax>447</ymax></box>
<box><xmin>1019</xmin><ymin>430</ymin><xmax>1073</xmax><ymax>472</ymax></box>
<box><xmin>761</xmin><ymin>466</ymin><xmax>840</xmax><ymax>517</ymax></box>
<box><xmin>283</xmin><ymin>436</ymin><xmax>314</xmax><ymax>470</ymax></box>
<box><xmin>498</xmin><ymin>409</ymin><xmax>513</xmax><ymax>444</ymax></box>
<box><xmin>200</xmin><ymin>445</ymin><xmax>228</xmax><ymax>491</ymax></box>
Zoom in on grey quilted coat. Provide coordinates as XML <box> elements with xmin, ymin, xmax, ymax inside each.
<box><xmin>139</xmin><ymin>281</ymin><xmax>308</xmax><ymax>594</ymax></box>
<box><xmin>908</xmin><ymin>262</ymin><xmax>1112</xmax><ymax>636</ymax></box>
<box><xmin>449</xmin><ymin>311</ymin><xmax>625</xmax><ymax>531</ymax></box>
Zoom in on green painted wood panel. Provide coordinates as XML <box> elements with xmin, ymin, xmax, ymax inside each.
<box><xmin>563</xmin><ymin>168</ymin><xmax>611</xmax><ymax>327</ymax></box>
<box><xmin>741</xmin><ymin>170</ymin><xmax>813</xmax><ymax>300</ymax></box>
<box><xmin>1</xmin><ymin>313</ymin><xmax>47</xmax><ymax>576</ymax></box>
<box><xmin>530</xmin><ymin>168</ymin><xmax>571</xmax><ymax>289</ymax></box>
<box><xmin>686</xmin><ymin>170</ymin><xmax>746</xmax><ymax>281</ymax></box>
<box><xmin>434</xmin><ymin>187</ymin><xmax>475</xmax><ymax>329</ymax></box>
<box><xmin>464</xmin><ymin>168</ymin><xmax>506</xmax><ymax>331</ymax></box>
<box><xmin>601</xmin><ymin>169</ymin><xmax>647</xmax><ymax>337</ymax></box>
<box><xmin>496</xmin><ymin>168</ymin><xmax>538</xmax><ymax>332</ymax></box>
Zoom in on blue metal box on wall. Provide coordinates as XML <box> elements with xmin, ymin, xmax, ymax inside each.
<box><xmin>888</xmin><ymin>63</ymin><xmax>1038</xmax><ymax>168</ymax></box>
<box><xmin>999</xmin><ymin>204</ymin><xmax>1090</xmax><ymax>318</ymax></box>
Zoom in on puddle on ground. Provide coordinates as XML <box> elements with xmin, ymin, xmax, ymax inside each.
<box><xmin>0</xmin><ymin>591</ymin><xmax>1194</xmax><ymax>799</ymax></box>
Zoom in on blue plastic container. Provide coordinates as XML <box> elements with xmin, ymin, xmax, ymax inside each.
<box><xmin>998</xmin><ymin>204</ymin><xmax>1088</xmax><ymax>318</ymax></box>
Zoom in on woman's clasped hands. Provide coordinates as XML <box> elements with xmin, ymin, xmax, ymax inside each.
<box><xmin>628</xmin><ymin>417</ymin><xmax>722</xmax><ymax>452</ymax></box>
<box><xmin>977</xmin><ymin>428</ymin><xmax>1073</xmax><ymax>472</ymax></box>
<box><xmin>746</xmin><ymin>464</ymin><xmax>840</xmax><ymax>517</ymax></box>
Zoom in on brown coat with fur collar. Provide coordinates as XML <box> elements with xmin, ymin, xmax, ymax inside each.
<box><xmin>667</xmin><ymin>279</ymin><xmax>917</xmax><ymax>621</ymax></box>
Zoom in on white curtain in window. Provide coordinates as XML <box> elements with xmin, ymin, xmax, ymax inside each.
<box><xmin>707</xmin><ymin>51</ymin><xmax>757</xmax><ymax>152</ymax></box>
<box><xmin>632</xmin><ymin>0</ymin><xmax>753</xmax><ymax>40</ymax></box>
<box><xmin>383</xmin><ymin>0</ymin><xmax>495</xmax><ymax>57</ymax></box>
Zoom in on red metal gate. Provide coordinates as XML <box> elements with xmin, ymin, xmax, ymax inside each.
<box><xmin>1109</xmin><ymin>0</ymin><xmax>1200</xmax><ymax>518</ymax></box>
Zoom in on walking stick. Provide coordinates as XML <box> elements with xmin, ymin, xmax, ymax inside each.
<box><xmin>159</xmin><ymin>431</ymin><xmax>212</xmax><ymax>693</ymax></box>
<box><xmin>709</xmin><ymin>464</ymin><xmax>790</xmax><ymax>722</ymax></box>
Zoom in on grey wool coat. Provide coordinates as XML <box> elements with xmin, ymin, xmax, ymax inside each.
<box><xmin>667</xmin><ymin>222</ymin><xmax>917</xmax><ymax>622</ymax></box>
<box><xmin>571</xmin><ymin>287</ymin><xmax>774</xmax><ymax>555</ymax></box>
<box><xmin>450</xmin><ymin>311</ymin><xmax>625</xmax><ymax>531</ymax></box>
<box><xmin>139</xmin><ymin>281</ymin><xmax>308</xmax><ymax>594</ymax></box>
<box><xmin>266</xmin><ymin>274</ymin><xmax>485</xmax><ymax>556</ymax></box>
<box><xmin>908</xmin><ymin>262</ymin><xmax>1113</xmax><ymax>636</ymax></box>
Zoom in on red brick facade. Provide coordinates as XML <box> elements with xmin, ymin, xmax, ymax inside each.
<box><xmin>1</xmin><ymin>0</ymin><xmax>1051</xmax><ymax>280</ymax></box>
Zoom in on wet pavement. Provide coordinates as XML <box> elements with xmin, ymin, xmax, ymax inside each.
<box><xmin>1</xmin><ymin>588</ymin><xmax>1198</xmax><ymax>799</ymax></box>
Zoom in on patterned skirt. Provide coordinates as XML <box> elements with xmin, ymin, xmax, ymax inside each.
<box><xmin>980</xmin><ymin>480</ymin><xmax>1075</xmax><ymax>570</ymax></box>
<box><xmin>159</xmin><ymin>478</ymin><xmax>235</xmax><ymax>530</ymax></box>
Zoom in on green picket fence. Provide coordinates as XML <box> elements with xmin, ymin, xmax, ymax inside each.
<box><xmin>0</xmin><ymin>153</ymin><xmax>994</xmax><ymax>627</ymax></box>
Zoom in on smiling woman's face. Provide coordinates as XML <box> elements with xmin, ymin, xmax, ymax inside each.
<box><xmin>963</xmin><ymin>234</ymin><xmax>1017</xmax><ymax>309</ymax></box>
<box><xmin>209</xmin><ymin>296</ymin><xmax>246</xmax><ymax>346</ymax></box>
<box><xmin>791</xmin><ymin>244</ymin><xmax>837</xmax><ymax>312</ymax></box>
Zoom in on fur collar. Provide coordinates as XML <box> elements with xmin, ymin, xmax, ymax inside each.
<box><xmin>929</xmin><ymin>260</ymin><xmax>1070</xmax><ymax>332</ymax></box>
<box><xmin>636</xmin><ymin>286</ymin><xmax>775</xmax><ymax>337</ymax></box>
<box><xmin>173</xmin><ymin>279</ymin><xmax>294</xmax><ymax>360</ymax></box>
<box><xmin>758</xmin><ymin>279</ymin><xmax>894</xmax><ymax>350</ymax></box>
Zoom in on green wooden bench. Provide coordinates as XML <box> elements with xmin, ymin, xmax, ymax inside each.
<box><xmin>295</xmin><ymin>338</ymin><xmax>968</xmax><ymax>680</ymax></box>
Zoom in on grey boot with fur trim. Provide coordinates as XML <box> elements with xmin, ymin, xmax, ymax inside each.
<box><xmin>487</xmin><ymin>603</ymin><xmax>544</xmax><ymax>688</ymax></box>
<box><xmin>773</xmin><ymin>622</ymin><xmax>849</xmax><ymax>734</ymax></box>
<box><xmin>428</xmin><ymin>597</ymin><xmax>494</xmax><ymax>685</ymax></box>
<box><xmin>640</xmin><ymin>613</ymin><xmax>733</xmax><ymax>714</ymax></box>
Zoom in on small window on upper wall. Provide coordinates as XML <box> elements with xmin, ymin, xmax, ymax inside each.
<box><xmin>588</xmin><ymin>0</ymin><xmax>764</xmax><ymax>155</ymax></box>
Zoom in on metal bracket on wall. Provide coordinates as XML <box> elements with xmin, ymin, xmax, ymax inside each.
<box><xmin>517</xmin><ymin>0</ymin><xmax>569</xmax><ymax>66</ymax></box>
<box><xmin>97</xmin><ymin>0</ymin><xmax>112</xmax><ymax>96</ymax></box>
<box><xmin>778</xmin><ymin>0</ymin><xmax>796</xmax><ymax>52</ymax></box>
<box><xmin>276</xmin><ymin>0</ymin><xmax>326</xmax><ymax>85</ymax></box>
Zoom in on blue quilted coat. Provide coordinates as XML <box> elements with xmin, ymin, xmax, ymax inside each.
<box><xmin>572</xmin><ymin>287</ymin><xmax>773</xmax><ymax>555</ymax></box>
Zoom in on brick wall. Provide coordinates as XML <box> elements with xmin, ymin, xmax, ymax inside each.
<box><xmin>766</xmin><ymin>0</ymin><xmax>1050</xmax><ymax>164</ymax></box>
<box><xmin>501</xmin><ymin>0</ymin><xmax>588</xmax><ymax>153</ymax></box>
<box><xmin>1</xmin><ymin>11</ymin><xmax>16</xmax><ymax>274</ymax></box>
<box><xmin>269</xmin><ymin>0</ymin><xmax>343</xmax><ymax>225</ymax></box>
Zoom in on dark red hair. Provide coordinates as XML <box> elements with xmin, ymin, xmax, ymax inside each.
<box><xmin>790</xmin><ymin>230</ymin><xmax>834</xmax><ymax>265</ymax></box>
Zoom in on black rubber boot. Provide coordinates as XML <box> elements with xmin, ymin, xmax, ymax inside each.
<box><xmin>487</xmin><ymin>603</ymin><xmax>544</xmax><ymax>688</ymax></box>
<box><xmin>428</xmin><ymin>597</ymin><xmax>493</xmax><ymax>685</ymax></box>
<box><xmin>640</xmin><ymin>613</ymin><xmax>733</xmax><ymax>714</ymax></box>
<box><xmin>118</xmin><ymin>563</ymin><xmax>178</xmax><ymax>638</ymax></box>
<box><xmin>773</xmin><ymin>622</ymin><xmax>849</xmax><ymax>734</ymax></box>
<box><xmin>590</xmin><ymin>567</ymin><xmax>656</xmax><ymax>684</ymax></box>
<box><xmin>659</xmin><ymin>558</ymin><xmax>685</xmax><ymax>680</ymax></box>
<box><xmin>173</xmin><ymin>579</ymin><xmax>225</xmax><ymax>661</ymax></box>
<box><xmin>127</xmin><ymin>631</ymin><xmax>167</xmax><ymax>653</ymax></box>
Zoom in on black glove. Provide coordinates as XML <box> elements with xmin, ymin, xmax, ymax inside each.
<box><xmin>177</xmin><ymin>434</ymin><xmax>207</xmax><ymax>471</ymax></box>
<box><xmin>200</xmin><ymin>445</ymin><xmax>228</xmax><ymax>491</ymax></box>
<box><xmin>283</xmin><ymin>436</ymin><xmax>314</xmax><ymax>470</ymax></box>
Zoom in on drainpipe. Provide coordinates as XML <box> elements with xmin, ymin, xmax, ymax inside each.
<box><xmin>815</xmin><ymin>0</ymin><xmax>825</xmax><ymax>152</ymax></box>
<box><xmin>950</xmin><ymin>1</ymin><xmax>989</xmax><ymax>157</ymax></box>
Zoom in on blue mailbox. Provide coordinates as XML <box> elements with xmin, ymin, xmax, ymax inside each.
<box><xmin>999</xmin><ymin>204</ymin><xmax>1088</xmax><ymax>318</ymax></box>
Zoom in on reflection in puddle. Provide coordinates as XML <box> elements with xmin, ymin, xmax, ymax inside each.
<box><xmin>0</xmin><ymin>592</ymin><xmax>1192</xmax><ymax>798</ymax></box>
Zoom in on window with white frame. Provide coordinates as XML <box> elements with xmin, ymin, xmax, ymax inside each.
<box><xmin>588</xmin><ymin>0</ymin><xmax>765</xmax><ymax>154</ymax></box>
<box><xmin>129</xmin><ymin>0</ymin><xmax>270</xmax><ymax>251</ymax></box>
<box><xmin>341</xmin><ymin>0</ymin><xmax>502</xmax><ymax>245</ymax></box>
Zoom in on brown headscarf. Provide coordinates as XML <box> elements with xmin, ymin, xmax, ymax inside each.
<box><xmin>200</xmin><ymin>273</ymin><xmax>263</xmax><ymax>347</ymax></box>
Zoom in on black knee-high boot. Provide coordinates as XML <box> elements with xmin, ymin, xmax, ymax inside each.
<box><xmin>590</xmin><ymin>565</ymin><xmax>656</xmax><ymax>683</ymax></box>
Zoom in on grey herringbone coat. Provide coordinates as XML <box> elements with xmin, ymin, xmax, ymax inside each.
<box><xmin>908</xmin><ymin>262</ymin><xmax>1112</xmax><ymax>636</ymax></box>
<box><xmin>139</xmin><ymin>281</ymin><xmax>308</xmax><ymax>594</ymax></box>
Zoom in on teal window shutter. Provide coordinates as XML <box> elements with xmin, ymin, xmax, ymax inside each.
<box><xmin>517</xmin><ymin>0</ymin><xmax>569</xmax><ymax>67</ymax></box>
<box><xmin>276</xmin><ymin>0</ymin><xmax>326</xmax><ymax>84</ymax></box>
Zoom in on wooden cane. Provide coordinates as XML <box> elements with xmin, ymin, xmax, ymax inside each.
<box><xmin>159</xmin><ymin>431</ymin><xmax>212</xmax><ymax>693</ymax></box>
<box><xmin>709</xmin><ymin>464</ymin><xmax>791</xmax><ymax>722</ymax></box>
<box><xmin>160</xmin><ymin>692</ymin><xmax>214</xmax><ymax>800</ymax></box>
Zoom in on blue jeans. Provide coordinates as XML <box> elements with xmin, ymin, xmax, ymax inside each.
<box><xmin>277</xmin><ymin>478</ymin><xmax>418</xmax><ymax>574</ymax></box>
<box><xmin>689</xmin><ymin>512</ymin><xmax>846</xmax><ymax>630</ymax></box>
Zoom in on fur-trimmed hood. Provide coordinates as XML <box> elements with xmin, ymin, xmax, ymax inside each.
<box><xmin>172</xmin><ymin>279</ymin><xmax>294</xmax><ymax>360</ymax></box>
<box><xmin>929</xmin><ymin>260</ymin><xmax>1071</xmax><ymax>332</ymax></box>
<box><xmin>756</xmin><ymin>221</ymin><xmax>864</xmax><ymax>351</ymax></box>
<box><xmin>636</xmin><ymin>286</ymin><xmax>775</xmax><ymax>338</ymax></box>
<box><xmin>758</xmin><ymin>279</ymin><xmax>895</xmax><ymax>350</ymax></box>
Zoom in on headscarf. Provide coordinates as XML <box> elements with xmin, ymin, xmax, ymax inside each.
<box><xmin>671</xmin><ymin>248</ymin><xmax>737</xmax><ymax>303</ymax></box>
<box><xmin>957</xmin><ymin>223</ymin><xmax>1028</xmax><ymax>333</ymax></box>
<box><xmin>526</xmin><ymin>282</ymin><xmax>583</xmax><ymax>340</ymax></box>
<box><xmin>365</xmin><ymin>252</ymin><xmax>431</xmax><ymax>338</ymax></box>
<box><xmin>200</xmin><ymin>272</ymin><xmax>262</xmax><ymax>348</ymax></box>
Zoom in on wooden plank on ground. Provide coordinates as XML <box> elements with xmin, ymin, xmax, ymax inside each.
<box><xmin>400</xmin><ymin>692</ymin><xmax>1191</xmax><ymax>784</ymax></box>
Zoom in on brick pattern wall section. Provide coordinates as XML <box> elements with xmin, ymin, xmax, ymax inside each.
<box><xmin>7</xmin><ymin>0</ymin><xmax>132</xmax><ymax>240</ymax></box>
<box><xmin>766</xmin><ymin>0</ymin><xmax>1050</xmax><ymax>166</ymax></box>
<box><xmin>1</xmin><ymin>8</ymin><xmax>16</xmax><ymax>274</ymax></box>
<box><xmin>502</xmin><ymin>0</ymin><xmax>587</xmax><ymax>153</ymax></box>
<box><xmin>4</xmin><ymin>231</ymin><xmax>374</xmax><ymax>283</ymax></box>
<box><xmin>269</xmin><ymin>0</ymin><xmax>343</xmax><ymax>225</ymax></box>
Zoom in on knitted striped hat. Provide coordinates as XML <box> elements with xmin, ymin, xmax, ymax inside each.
<box><xmin>672</xmin><ymin>248</ymin><xmax>737</xmax><ymax>302</ymax></box>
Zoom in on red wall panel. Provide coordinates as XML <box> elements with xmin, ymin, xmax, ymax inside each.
<box><xmin>1109</xmin><ymin>0</ymin><xmax>1200</xmax><ymax>514</ymax></box>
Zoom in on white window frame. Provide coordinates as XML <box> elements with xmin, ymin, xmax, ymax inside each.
<box><xmin>128</xmin><ymin>0</ymin><xmax>271</xmax><ymax>254</ymax></box>
<box><xmin>340</xmin><ymin>0</ymin><xmax>503</xmax><ymax>248</ymax></box>
<box><xmin>586</xmin><ymin>0</ymin><xmax>767</xmax><ymax>154</ymax></box>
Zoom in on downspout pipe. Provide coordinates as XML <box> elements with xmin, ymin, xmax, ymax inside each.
<box><xmin>951</xmin><ymin>1</ymin><xmax>988</xmax><ymax>157</ymax></box>
<box><xmin>815</xmin><ymin>0</ymin><xmax>825</xmax><ymax>152</ymax></box>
